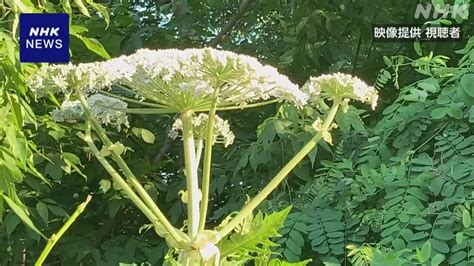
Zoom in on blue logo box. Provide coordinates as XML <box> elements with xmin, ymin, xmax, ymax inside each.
<box><xmin>20</xmin><ymin>13</ymin><xmax>69</xmax><ymax>63</ymax></box>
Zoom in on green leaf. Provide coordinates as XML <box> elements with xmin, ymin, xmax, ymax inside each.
<box><xmin>418</xmin><ymin>79</ymin><xmax>439</xmax><ymax>93</ymax></box>
<box><xmin>416</xmin><ymin>240</ymin><xmax>431</xmax><ymax>263</ymax></box>
<box><xmin>85</xmin><ymin>0</ymin><xmax>110</xmax><ymax>27</ymax></box>
<box><xmin>140</xmin><ymin>128</ymin><xmax>155</xmax><ymax>144</ymax></box>
<box><xmin>469</xmin><ymin>107</ymin><xmax>474</xmax><ymax>123</ymax></box>
<box><xmin>4</xmin><ymin>213</ymin><xmax>20</xmax><ymax>237</ymax></box>
<box><xmin>219</xmin><ymin>206</ymin><xmax>292</xmax><ymax>257</ymax></box>
<box><xmin>73</xmin><ymin>0</ymin><xmax>90</xmax><ymax>16</ymax></box>
<box><xmin>448</xmin><ymin>251</ymin><xmax>467</xmax><ymax>264</ymax></box>
<box><xmin>431</xmin><ymin>107</ymin><xmax>447</xmax><ymax>119</ymax></box>
<box><xmin>72</xmin><ymin>33</ymin><xmax>110</xmax><ymax>59</ymax></box>
<box><xmin>447</xmin><ymin>103</ymin><xmax>463</xmax><ymax>119</ymax></box>
<box><xmin>455</xmin><ymin>232</ymin><xmax>464</xmax><ymax>244</ymax></box>
<box><xmin>108</xmin><ymin>142</ymin><xmax>128</xmax><ymax>155</ymax></box>
<box><xmin>36</xmin><ymin>202</ymin><xmax>49</xmax><ymax>225</ymax></box>
<box><xmin>2</xmin><ymin>194</ymin><xmax>46</xmax><ymax>239</ymax></box>
<box><xmin>414</xmin><ymin>41</ymin><xmax>422</xmax><ymax>56</ymax></box>
<box><xmin>99</xmin><ymin>179</ymin><xmax>111</xmax><ymax>193</ymax></box>
<box><xmin>383</xmin><ymin>56</ymin><xmax>392</xmax><ymax>67</ymax></box>
<box><xmin>431</xmin><ymin>239</ymin><xmax>449</xmax><ymax>253</ymax></box>
<box><xmin>462</xmin><ymin>209</ymin><xmax>471</xmax><ymax>228</ymax></box>
<box><xmin>433</xmin><ymin>228</ymin><xmax>454</xmax><ymax>241</ymax></box>
<box><xmin>61</xmin><ymin>0</ymin><xmax>72</xmax><ymax>13</ymax></box>
<box><xmin>460</xmin><ymin>74</ymin><xmax>474</xmax><ymax>97</ymax></box>
<box><xmin>431</xmin><ymin>254</ymin><xmax>445</xmax><ymax>266</ymax></box>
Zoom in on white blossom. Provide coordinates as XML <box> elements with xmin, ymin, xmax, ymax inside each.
<box><xmin>28</xmin><ymin>48</ymin><xmax>308</xmax><ymax>112</ymax></box>
<box><xmin>51</xmin><ymin>94</ymin><xmax>129</xmax><ymax>131</ymax></box>
<box><xmin>302</xmin><ymin>73</ymin><xmax>379</xmax><ymax>109</ymax></box>
<box><xmin>169</xmin><ymin>113</ymin><xmax>235</xmax><ymax>147</ymax></box>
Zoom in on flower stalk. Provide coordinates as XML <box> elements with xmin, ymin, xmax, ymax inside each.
<box><xmin>77</xmin><ymin>93</ymin><xmax>188</xmax><ymax>246</ymax></box>
<box><xmin>199</xmin><ymin>87</ymin><xmax>220</xmax><ymax>231</ymax></box>
<box><xmin>217</xmin><ymin>98</ymin><xmax>341</xmax><ymax>240</ymax></box>
<box><xmin>35</xmin><ymin>195</ymin><xmax>92</xmax><ymax>266</ymax></box>
<box><xmin>181</xmin><ymin>110</ymin><xmax>201</xmax><ymax>238</ymax></box>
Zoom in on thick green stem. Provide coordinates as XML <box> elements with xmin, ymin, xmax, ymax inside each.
<box><xmin>217</xmin><ymin>99</ymin><xmax>341</xmax><ymax>240</ymax></box>
<box><xmin>35</xmin><ymin>195</ymin><xmax>92</xmax><ymax>266</ymax></box>
<box><xmin>80</xmin><ymin>133</ymin><xmax>162</xmax><ymax>224</ymax></box>
<box><xmin>199</xmin><ymin>89</ymin><xmax>220</xmax><ymax>231</ymax></box>
<box><xmin>77</xmin><ymin>93</ymin><xmax>187</xmax><ymax>245</ymax></box>
<box><xmin>181</xmin><ymin>110</ymin><xmax>200</xmax><ymax>238</ymax></box>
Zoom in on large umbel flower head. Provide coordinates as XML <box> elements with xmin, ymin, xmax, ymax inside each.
<box><xmin>28</xmin><ymin>48</ymin><xmax>308</xmax><ymax>113</ymax></box>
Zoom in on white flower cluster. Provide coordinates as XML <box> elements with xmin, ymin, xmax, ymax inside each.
<box><xmin>28</xmin><ymin>48</ymin><xmax>308</xmax><ymax>110</ymax></box>
<box><xmin>302</xmin><ymin>73</ymin><xmax>379</xmax><ymax>109</ymax></box>
<box><xmin>169</xmin><ymin>113</ymin><xmax>235</xmax><ymax>147</ymax></box>
<box><xmin>51</xmin><ymin>94</ymin><xmax>129</xmax><ymax>131</ymax></box>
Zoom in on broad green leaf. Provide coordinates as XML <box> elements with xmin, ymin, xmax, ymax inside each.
<box><xmin>2</xmin><ymin>194</ymin><xmax>46</xmax><ymax>239</ymax></box>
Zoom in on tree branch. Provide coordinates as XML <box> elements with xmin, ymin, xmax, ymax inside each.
<box><xmin>208</xmin><ymin>0</ymin><xmax>254</xmax><ymax>48</ymax></box>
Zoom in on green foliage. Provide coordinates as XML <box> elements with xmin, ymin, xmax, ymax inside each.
<box><xmin>218</xmin><ymin>206</ymin><xmax>291</xmax><ymax>264</ymax></box>
<box><xmin>270</xmin><ymin>36</ymin><xmax>474</xmax><ymax>265</ymax></box>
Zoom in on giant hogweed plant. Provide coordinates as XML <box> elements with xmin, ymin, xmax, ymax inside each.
<box><xmin>28</xmin><ymin>48</ymin><xmax>378</xmax><ymax>264</ymax></box>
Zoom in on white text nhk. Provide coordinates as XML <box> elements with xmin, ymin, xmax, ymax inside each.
<box><xmin>26</xmin><ymin>27</ymin><xmax>63</xmax><ymax>49</ymax></box>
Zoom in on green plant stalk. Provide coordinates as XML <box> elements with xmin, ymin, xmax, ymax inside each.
<box><xmin>80</xmin><ymin>129</ymin><xmax>189</xmax><ymax>247</ymax></box>
<box><xmin>77</xmin><ymin>93</ymin><xmax>187</xmax><ymax>245</ymax></box>
<box><xmin>181</xmin><ymin>110</ymin><xmax>201</xmax><ymax>238</ymax></box>
<box><xmin>35</xmin><ymin>195</ymin><xmax>92</xmax><ymax>266</ymax></box>
<box><xmin>217</xmin><ymin>99</ymin><xmax>341</xmax><ymax>240</ymax></box>
<box><xmin>198</xmin><ymin>88</ymin><xmax>220</xmax><ymax>231</ymax></box>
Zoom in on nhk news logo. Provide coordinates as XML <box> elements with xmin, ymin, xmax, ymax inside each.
<box><xmin>20</xmin><ymin>13</ymin><xmax>69</xmax><ymax>63</ymax></box>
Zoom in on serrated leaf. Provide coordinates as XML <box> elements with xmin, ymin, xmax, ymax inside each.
<box><xmin>219</xmin><ymin>206</ymin><xmax>291</xmax><ymax>257</ymax></box>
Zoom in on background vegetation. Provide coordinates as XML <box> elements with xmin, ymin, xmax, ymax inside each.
<box><xmin>1</xmin><ymin>0</ymin><xmax>474</xmax><ymax>265</ymax></box>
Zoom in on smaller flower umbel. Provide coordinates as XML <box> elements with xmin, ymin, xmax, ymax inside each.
<box><xmin>51</xmin><ymin>94</ymin><xmax>129</xmax><ymax>131</ymax></box>
<box><xmin>302</xmin><ymin>72</ymin><xmax>379</xmax><ymax>110</ymax></box>
<box><xmin>169</xmin><ymin>113</ymin><xmax>235</xmax><ymax>148</ymax></box>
